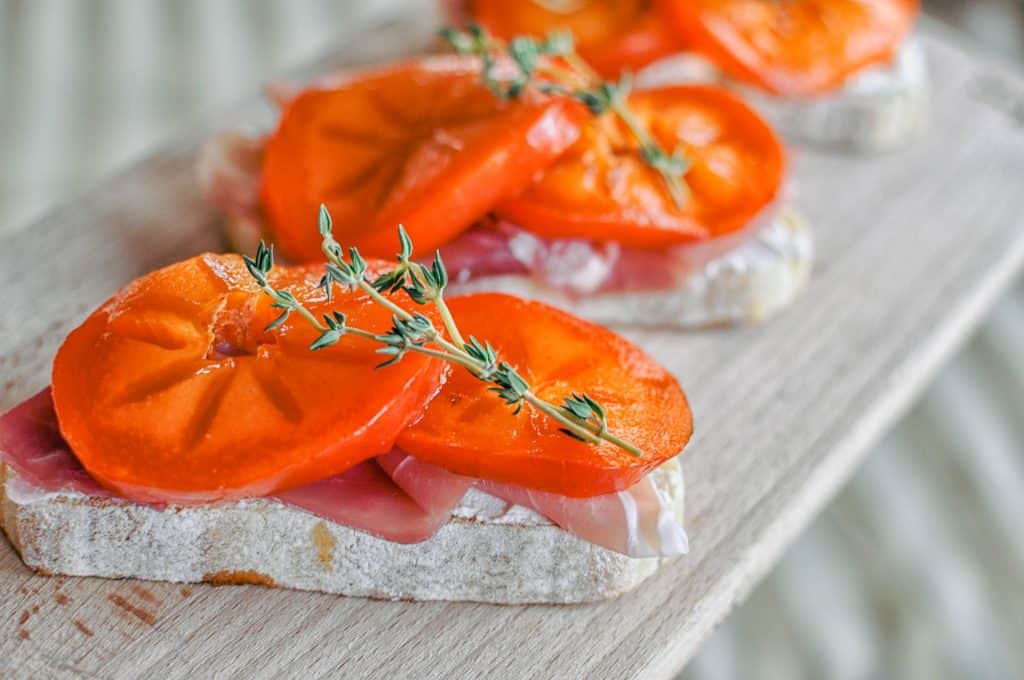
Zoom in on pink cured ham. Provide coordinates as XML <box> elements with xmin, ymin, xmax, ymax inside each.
<box><xmin>274</xmin><ymin>463</ymin><xmax>456</xmax><ymax>544</ymax></box>
<box><xmin>439</xmin><ymin>216</ymin><xmax>766</xmax><ymax>295</ymax></box>
<box><xmin>0</xmin><ymin>390</ymin><xmax>452</xmax><ymax>544</ymax></box>
<box><xmin>0</xmin><ymin>389</ymin><xmax>114</xmax><ymax>499</ymax></box>
<box><xmin>377</xmin><ymin>447</ymin><xmax>686</xmax><ymax>557</ymax></box>
<box><xmin>196</xmin><ymin>131</ymin><xmax>268</xmax><ymax>256</ymax></box>
<box><xmin>376</xmin><ymin>448</ymin><xmax>475</xmax><ymax>516</ymax></box>
<box><xmin>480</xmin><ymin>476</ymin><xmax>687</xmax><ymax>558</ymax></box>
<box><xmin>198</xmin><ymin>130</ymin><xmax>754</xmax><ymax>296</ymax></box>
<box><xmin>439</xmin><ymin>0</ymin><xmax>469</xmax><ymax>25</ymax></box>
<box><xmin>195</xmin><ymin>131</ymin><xmax>263</xmax><ymax>221</ymax></box>
<box><xmin>1</xmin><ymin>391</ymin><xmax>687</xmax><ymax>557</ymax></box>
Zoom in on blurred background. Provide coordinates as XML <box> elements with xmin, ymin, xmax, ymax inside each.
<box><xmin>0</xmin><ymin>2</ymin><xmax>1021</xmax><ymax>678</ymax></box>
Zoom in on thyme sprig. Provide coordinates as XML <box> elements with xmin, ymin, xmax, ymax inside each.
<box><xmin>440</xmin><ymin>23</ymin><xmax>690</xmax><ymax>207</ymax></box>
<box><xmin>243</xmin><ymin>205</ymin><xmax>643</xmax><ymax>458</ymax></box>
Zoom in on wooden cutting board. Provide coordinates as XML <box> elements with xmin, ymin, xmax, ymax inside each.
<box><xmin>1</xmin><ymin>9</ymin><xmax>1023</xmax><ymax>679</ymax></box>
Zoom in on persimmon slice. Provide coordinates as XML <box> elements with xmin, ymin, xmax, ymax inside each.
<box><xmin>260</xmin><ymin>56</ymin><xmax>586</xmax><ymax>262</ymax></box>
<box><xmin>656</xmin><ymin>0</ymin><xmax>919</xmax><ymax>97</ymax></box>
<box><xmin>51</xmin><ymin>254</ymin><xmax>443</xmax><ymax>504</ymax></box>
<box><xmin>496</xmin><ymin>84</ymin><xmax>784</xmax><ymax>248</ymax></box>
<box><xmin>464</xmin><ymin>0</ymin><xmax>680</xmax><ymax>77</ymax></box>
<box><xmin>397</xmin><ymin>293</ymin><xmax>692</xmax><ymax>497</ymax></box>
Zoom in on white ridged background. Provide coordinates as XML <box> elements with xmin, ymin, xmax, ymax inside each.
<box><xmin>0</xmin><ymin>2</ymin><xmax>1020</xmax><ymax>678</ymax></box>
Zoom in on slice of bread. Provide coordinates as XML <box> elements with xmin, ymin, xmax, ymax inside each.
<box><xmin>0</xmin><ymin>459</ymin><xmax>685</xmax><ymax>604</ymax></box>
<box><xmin>448</xmin><ymin>209</ymin><xmax>812</xmax><ymax>328</ymax></box>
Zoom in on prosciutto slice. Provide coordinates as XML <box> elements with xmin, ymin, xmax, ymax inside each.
<box><xmin>439</xmin><ymin>216</ymin><xmax>765</xmax><ymax>295</ymax></box>
<box><xmin>198</xmin><ymin>129</ymin><xmax>757</xmax><ymax>297</ymax></box>
<box><xmin>1</xmin><ymin>391</ymin><xmax>687</xmax><ymax>557</ymax></box>
<box><xmin>376</xmin><ymin>448</ymin><xmax>475</xmax><ymax>516</ymax></box>
<box><xmin>0</xmin><ymin>389</ymin><xmax>114</xmax><ymax>499</ymax></box>
<box><xmin>480</xmin><ymin>474</ymin><xmax>687</xmax><ymax>558</ymax></box>
<box><xmin>0</xmin><ymin>390</ymin><xmax>451</xmax><ymax>544</ymax></box>
<box><xmin>274</xmin><ymin>462</ymin><xmax>453</xmax><ymax>544</ymax></box>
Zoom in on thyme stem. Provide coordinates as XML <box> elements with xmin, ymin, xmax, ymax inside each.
<box><xmin>256</xmin><ymin>279</ymin><xmax>483</xmax><ymax>373</ymax></box>
<box><xmin>533</xmin><ymin>62</ymin><xmax>588</xmax><ymax>90</ymax></box>
<box><xmin>320</xmin><ymin>227</ymin><xmax>468</xmax><ymax>357</ymax></box>
<box><xmin>562</xmin><ymin>50</ymin><xmax>600</xmax><ymax>84</ymax></box>
<box><xmin>441</xmin><ymin>23</ymin><xmax>691</xmax><ymax>208</ymax></box>
<box><xmin>415</xmin><ymin>345</ymin><xmax>485</xmax><ymax>374</ymax></box>
<box><xmin>612</xmin><ymin>100</ymin><xmax>690</xmax><ymax>207</ymax></box>
<box><xmin>243</xmin><ymin>210</ymin><xmax>644</xmax><ymax>458</ymax></box>
<box><xmin>521</xmin><ymin>392</ymin><xmax>642</xmax><ymax>457</ymax></box>
<box><xmin>280</xmin><ymin>292</ymin><xmax>328</xmax><ymax>331</ymax></box>
<box><xmin>434</xmin><ymin>296</ymin><xmax>466</xmax><ymax>348</ymax></box>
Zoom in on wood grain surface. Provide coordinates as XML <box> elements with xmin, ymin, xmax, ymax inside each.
<box><xmin>1</xmin><ymin>10</ymin><xmax>1023</xmax><ymax>680</ymax></box>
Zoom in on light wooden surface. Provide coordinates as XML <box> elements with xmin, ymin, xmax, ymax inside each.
<box><xmin>1</xmin><ymin>8</ymin><xmax>1023</xmax><ymax>679</ymax></box>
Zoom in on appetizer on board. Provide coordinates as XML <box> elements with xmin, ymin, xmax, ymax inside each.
<box><xmin>200</xmin><ymin>30</ymin><xmax>812</xmax><ymax>329</ymax></box>
<box><xmin>451</xmin><ymin>0</ymin><xmax>927</xmax><ymax>151</ymax></box>
<box><xmin>0</xmin><ymin>217</ymin><xmax>693</xmax><ymax>604</ymax></box>
<box><xmin>642</xmin><ymin>0</ymin><xmax>926</xmax><ymax>151</ymax></box>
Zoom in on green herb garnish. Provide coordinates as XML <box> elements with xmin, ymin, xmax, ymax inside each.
<box><xmin>440</xmin><ymin>23</ymin><xmax>691</xmax><ymax>207</ymax></box>
<box><xmin>244</xmin><ymin>205</ymin><xmax>644</xmax><ymax>458</ymax></box>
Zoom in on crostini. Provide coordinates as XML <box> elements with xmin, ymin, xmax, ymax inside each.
<box><xmin>200</xmin><ymin>40</ymin><xmax>812</xmax><ymax>328</ymax></box>
<box><xmin>1</xmin><ymin>217</ymin><xmax>693</xmax><ymax>603</ymax></box>
<box><xmin>449</xmin><ymin>0</ymin><xmax>927</xmax><ymax>152</ymax></box>
<box><xmin>646</xmin><ymin>0</ymin><xmax>927</xmax><ymax>152</ymax></box>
